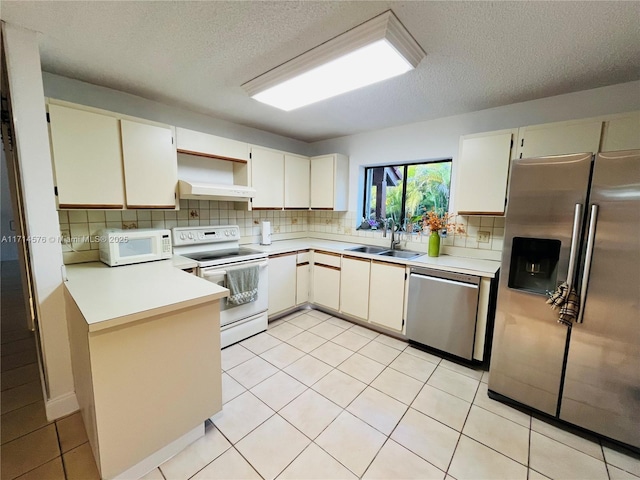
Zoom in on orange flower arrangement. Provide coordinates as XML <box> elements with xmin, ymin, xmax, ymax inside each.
<box><xmin>422</xmin><ymin>208</ymin><xmax>466</xmax><ymax>234</ymax></box>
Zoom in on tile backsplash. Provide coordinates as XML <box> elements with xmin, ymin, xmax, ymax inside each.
<box><xmin>58</xmin><ymin>202</ymin><xmax>504</xmax><ymax>263</ymax></box>
<box><xmin>58</xmin><ymin>200</ymin><xmax>308</xmax><ymax>261</ymax></box>
<box><xmin>306</xmin><ymin>211</ymin><xmax>504</xmax><ymax>260</ymax></box>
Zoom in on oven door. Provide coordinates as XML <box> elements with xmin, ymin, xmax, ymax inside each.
<box><xmin>200</xmin><ymin>259</ymin><xmax>268</xmax><ymax>327</ymax></box>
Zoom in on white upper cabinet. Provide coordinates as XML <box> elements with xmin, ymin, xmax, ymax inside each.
<box><xmin>310</xmin><ymin>154</ymin><xmax>349</xmax><ymax>210</ymax></box>
<box><xmin>600</xmin><ymin>111</ymin><xmax>640</xmax><ymax>152</ymax></box>
<box><xmin>516</xmin><ymin>118</ymin><xmax>603</xmax><ymax>159</ymax></box>
<box><xmin>47</xmin><ymin>100</ymin><xmax>178</xmax><ymax>210</ymax></box>
<box><xmin>121</xmin><ymin>120</ymin><xmax>177</xmax><ymax>208</ymax></box>
<box><xmin>284</xmin><ymin>154</ymin><xmax>310</xmax><ymax>209</ymax></box>
<box><xmin>456</xmin><ymin>129</ymin><xmax>517</xmax><ymax>215</ymax></box>
<box><xmin>48</xmin><ymin>103</ymin><xmax>126</xmax><ymax>209</ymax></box>
<box><xmin>250</xmin><ymin>146</ymin><xmax>284</xmax><ymax>209</ymax></box>
<box><xmin>175</xmin><ymin>127</ymin><xmax>249</xmax><ymax>161</ymax></box>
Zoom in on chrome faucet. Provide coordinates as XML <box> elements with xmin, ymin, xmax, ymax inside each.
<box><xmin>388</xmin><ymin>218</ymin><xmax>401</xmax><ymax>250</ymax></box>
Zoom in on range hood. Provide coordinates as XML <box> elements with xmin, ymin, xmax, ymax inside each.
<box><xmin>178</xmin><ymin>180</ymin><xmax>256</xmax><ymax>202</ymax></box>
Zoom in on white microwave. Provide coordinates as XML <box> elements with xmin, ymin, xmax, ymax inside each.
<box><xmin>98</xmin><ymin>228</ymin><xmax>172</xmax><ymax>267</ymax></box>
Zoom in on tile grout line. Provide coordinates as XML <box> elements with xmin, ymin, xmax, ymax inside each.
<box><xmin>53</xmin><ymin>421</ymin><xmax>71</xmax><ymax>480</ymax></box>
<box><xmin>444</xmin><ymin>380</ymin><xmax>482</xmax><ymax>475</ymax></box>
<box><xmin>527</xmin><ymin>413</ymin><xmax>533</xmax><ymax>479</ymax></box>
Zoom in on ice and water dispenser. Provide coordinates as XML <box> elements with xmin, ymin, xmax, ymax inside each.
<box><xmin>508</xmin><ymin>237</ymin><xmax>562</xmax><ymax>295</ymax></box>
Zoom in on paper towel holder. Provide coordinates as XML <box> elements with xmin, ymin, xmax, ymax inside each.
<box><xmin>261</xmin><ymin>221</ymin><xmax>272</xmax><ymax>245</ymax></box>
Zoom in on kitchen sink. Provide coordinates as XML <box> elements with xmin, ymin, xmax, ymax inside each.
<box><xmin>346</xmin><ymin>245</ymin><xmax>423</xmax><ymax>259</ymax></box>
<box><xmin>346</xmin><ymin>245</ymin><xmax>389</xmax><ymax>254</ymax></box>
<box><xmin>377</xmin><ymin>250</ymin><xmax>423</xmax><ymax>259</ymax></box>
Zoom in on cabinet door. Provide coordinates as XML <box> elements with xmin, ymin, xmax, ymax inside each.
<box><xmin>601</xmin><ymin>112</ymin><xmax>640</xmax><ymax>152</ymax></box>
<box><xmin>517</xmin><ymin>119</ymin><xmax>602</xmax><ymax>159</ymax></box>
<box><xmin>284</xmin><ymin>154</ymin><xmax>310</xmax><ymax>209</ymax></box>
<box><xmin>268</xmin><ymin>253</ymin><xmax>297</xmax><ymax>316</ymax></box>
<box><xmin>251</xmin><ymin>147</ymin><xmax>284</xmax><ymax>209</ymax></box>
<box><xmin>176</xmin><ymin>127</ymin><xmax>249</xmax><ymax>161</ymax></box>
<box><xmin>48</xmin><ymin>104</ymin><xmax>125</xmax><ymax>208</ymax></box>
<box><xmin>369</xmin><ymin>261</ymin><xmax>406</xmax><ymax>332</ymax></box>
<box><xmin>456</xmin><ymin>130</ymin><xmax>516</xmax><ymax>215</ymax></box>
<box><xmin>310</xmin><ymin>155</ymin><xmax>334</xmax><ymax>209</ymax></box>
<box><xmin>121</xmin><ymin>120</ymin><xmax>177</xmax><ymax>208</ymax></box>
<box><xmin>340</xmin><ymin>256</ymin><xmax>370</xmax><ymax>320</ymax></box>
<box><xmin>312</xmin><ymin>264</ymin><xmax>340</xmax><ymax>311</ymax></box>
<box><xmin>296</xmin><ymin>263</ymin><xmax>309</xmax><ymax>305</ymax></box>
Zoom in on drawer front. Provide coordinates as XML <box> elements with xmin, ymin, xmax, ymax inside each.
<box><xmin>297</xmin><ymin>250</ymin><xmax>310</xmax><ymax>264</ymax></box>
<box><xmin>313</xmin><ymin>251</ymin><xmax>341</xmax><ymax>268</ymax></box>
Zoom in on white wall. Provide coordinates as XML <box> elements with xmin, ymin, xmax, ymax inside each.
<box><xmin>1</xmin><ymin>149</ymin><xmax>18</xmax><ymax>260</ymax></box>
<box><xmin>308</xmin><ymin>81</ymin><xmax>640</xmax><ymax>212</ymax></box>
<box><xmin>42</xmin><ymin>72</ymin><xmax>311</xmax><ymax>156</ymax></box>
<box><xmin>2</xmin><ymin>23</ymin><xmax>78</xmax><ymax>419</ymax></box>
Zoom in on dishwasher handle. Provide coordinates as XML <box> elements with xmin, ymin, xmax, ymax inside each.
<box><xmin>410</xmin><ymin>272</ymin><xmax>480</xmax><ymax>290</ymax></box>
<box><xmin>410</xmin><ymin>267</ymin><xmax>480</xmax><ymax>286</ymax></box>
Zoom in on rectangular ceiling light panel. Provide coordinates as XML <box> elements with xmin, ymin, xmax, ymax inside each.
<box><xmin>243</xmin><ymin>10</ymin><xmax>425</xmax><ymax>111</ymax></box>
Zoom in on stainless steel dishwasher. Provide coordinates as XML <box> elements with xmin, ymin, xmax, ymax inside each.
<box><xmin>406</xmin><ymin>267</ymin><xmax>480</xmax><ymax>360</ymax></box>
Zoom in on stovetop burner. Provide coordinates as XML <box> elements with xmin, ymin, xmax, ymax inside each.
<box><xmin>183</xmin><ymin>247</ymin><xmax>263</xmax><ymax>262</ymax></box>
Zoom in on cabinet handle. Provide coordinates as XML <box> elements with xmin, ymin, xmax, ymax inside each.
<box><xmin>315</xmin><ymin>250</ymin><xmax>340</xmax><ymax>257</ymax></box>
<box><xmin>269</xmin><ymin>252</ymin><xmax>297</xmax><ymax>259</ymax></box>
<box><xmin>342</xmin><ymin>255</ymin><xmax>371</xmax><ymax>262</ymax></box>
<box><xmin>372</xmin><ymin>259</ymin><xmax>404</xmax><ymax>267</ymax></box>
<box><xmin>315</xmin><ymin>263</ymin><xmax>341</xmax><ymax>271</ymax></box>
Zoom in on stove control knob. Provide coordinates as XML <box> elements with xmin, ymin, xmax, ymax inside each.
<box><xmin>188</xmin><ymin>233</ymin><xmax>194</xmax><ymax>240</ymax></box>
<box><xmin>180</xmin><ymin>233</ymin><xmax>186</xmax><ymax>240</ymax></box>
<box><xmin>225</xmin><ymin>230</ymin><xmax>229</xmax><ymax>236</ymax></box>
<box><xmin>199</xmin><ymin>232</ymin><xmax>204</xmax><ymax>239</ymax></box>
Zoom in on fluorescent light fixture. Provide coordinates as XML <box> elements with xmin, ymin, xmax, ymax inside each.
<box><xmin>242</xmin><ymin>10</ymin><xmax>425</xmax><ymax>111</ymax></box>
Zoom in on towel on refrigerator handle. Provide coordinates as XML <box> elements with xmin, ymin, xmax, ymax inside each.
<box><xmin>547</xmin><ymin>282</ymin><xmax>581</xmax><ymax>326</ymax></box>
<box><xmin>226</xmin><ymin>265</ymin><xmax>259</xmax><ymax>305</ymax></box>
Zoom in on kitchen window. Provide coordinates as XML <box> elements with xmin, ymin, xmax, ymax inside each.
<box><xmin>362</xmin><ymin>159</ymin><xmax>452</xmax><ymax>231</ymax></box>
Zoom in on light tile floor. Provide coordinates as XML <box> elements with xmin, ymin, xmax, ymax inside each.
<box><xmin>3</xmin><ymin>260</ymin><xmax>640</xmax><ymax>480</ymax></box>
<box><xmin>157</xmin><ymin>308</ymin><xmax>640</xmax><ymax>480</ymax></box>
<box><xmin>1</xmin><ymin>261</ymin><xmax>99</xmax><ymax>479</ymax></box>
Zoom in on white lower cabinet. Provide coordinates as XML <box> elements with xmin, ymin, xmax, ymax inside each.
<box><xmin>368</xmin><ymin>261</ymin><xmax>406</xmax><ymax>332</ymax></box>
<box><xmin>312</xmin><ymin>252</ymin><xmax>341</xmax><ymax>311</ymax></box>
<box><xmin>267</xmin><ymin>253</ymin><xmax>297</xmax><ymax>316</ymax></box>
<box><xmin>340</xmin><ymin>256</ymin><xmax>370</xmax><ymax>320</ymax></box>
<box><xmin>296</xmin><ymin>251</ymin><xmax>310</xmax><ymax>305</ymax></box>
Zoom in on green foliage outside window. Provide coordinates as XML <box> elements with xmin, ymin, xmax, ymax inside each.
<box><xmin>363</xmin><ymin>160</ymin><xmax>451</xmax><ymax>231</ymax></box>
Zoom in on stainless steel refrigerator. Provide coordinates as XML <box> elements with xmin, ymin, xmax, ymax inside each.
<box><xmin>489</xmin><ymin>150</ymin><xmax>640</xmax><ymax>449</ymax></box>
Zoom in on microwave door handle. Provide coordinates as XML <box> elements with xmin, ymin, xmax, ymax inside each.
<box><xmin>566</xmin><ymin>203</ymin><xmax>583</xmax><ymax>291</ymax></box>
<box><xmin>576</xmin><ymin>204</ymin><xmax>598</xmax><ymax>324</ymax></box>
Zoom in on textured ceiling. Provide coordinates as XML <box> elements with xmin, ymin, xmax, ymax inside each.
<box><xmin>2</xmin><ymin>1</ymin><xmax>639</xmax><ymax>142</ymax></box>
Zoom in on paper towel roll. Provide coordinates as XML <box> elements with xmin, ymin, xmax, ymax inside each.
<box><xmin>261</xmin><ymin>221</ymin><xmax>272</xmax><ymax>245</ymax></box>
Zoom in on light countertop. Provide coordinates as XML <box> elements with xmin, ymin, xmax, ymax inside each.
<box><xmin>246</xmin><ymin>238</ymin><xmax>500</xmax><ymax>277</ymax></box>
<box><xmin>65</xmin><ymin>256</ymin><xmax>228</xmax><ymax>332</ymax></box>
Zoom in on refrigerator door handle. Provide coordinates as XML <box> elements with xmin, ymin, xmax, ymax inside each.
<box><xmin>566</xmin><ymin>203</ymin><xmax>583</xmax><ymax>291</ymax></box>
<box><xmin>576</xmin><ymin>204</ymin><xmax>598</xmax><ymax>324</ymax></box>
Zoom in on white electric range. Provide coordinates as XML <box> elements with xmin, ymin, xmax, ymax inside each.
<box><xmin>172</xmin><ymin>225</ymin><xmax>268</xmax><ymax>348</ymax></box>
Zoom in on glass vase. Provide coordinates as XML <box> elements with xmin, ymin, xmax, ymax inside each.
<box><xmin>428</xmin><ymin>230</ymin><xmax>441</xmax><ymax>257</ymax></box>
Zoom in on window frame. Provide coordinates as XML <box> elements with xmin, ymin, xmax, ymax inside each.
<box><xmin>361</xmin><ymin>158</ymin><xmax>453</xmax><ymax>230</ymax></box>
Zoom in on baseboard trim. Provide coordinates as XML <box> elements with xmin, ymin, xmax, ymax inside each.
<box><xmin>112</xmin><ymin>424</ymin><xmax>204</xmax><ymax>480</ymax></box>
<box><xmin>45</xmin><ymin>391</ymin><xmax>79</xmax><ymax>421</ymax></box>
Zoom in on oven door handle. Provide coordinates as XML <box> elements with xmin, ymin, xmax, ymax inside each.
<box><xmin>202</xmin><ymin>261</ymin><xmax>268</xmax><ymax>279</ymax></box>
